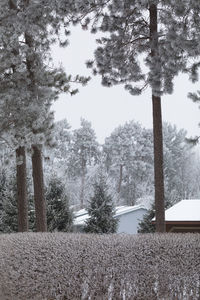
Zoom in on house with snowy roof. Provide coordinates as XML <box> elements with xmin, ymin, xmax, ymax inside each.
<box><xmin>153</xmin><ymin>199</ymin><xmax>200</xmax><ymax>233</ymax></box>
<box><xmin>74</xmin><ymin>205</ymin><xmax>147</xmax><ymax>234</ymax></box>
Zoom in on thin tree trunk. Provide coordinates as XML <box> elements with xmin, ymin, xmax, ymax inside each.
<box><xmin>117</xmin><ymin>164</ymin><xmax>123</xmax><ymax>203</ymax></box>
<box><xmin>32</xmin><ymin>144</ymin><xmax>47</xmax><ymax>232</ymax></box>
<box><xmin>127</xmin><ymin>169</ymin><xmax>130</xmax><ymax>205</ymax></box>
<box><xmin>80</xmin><ymin>160</ymin><xmax>86</xmax><ymax>209</ymax></box>
<box><xmin>150</xmin><ymin>4</ymin><xmax>165</xmax><ymax>232</ymax></box>
<box><xmin>16</xmin><ymin>146</ymin><xmax>28</xmax><ymax>232</ymax></box>
<box><xmin>80</xmin><ymin>173</ymin><xmax>85</xmax><ymax>209</ymax></box>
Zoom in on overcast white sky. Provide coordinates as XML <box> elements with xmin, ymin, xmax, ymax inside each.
<box><xmin>51</xmin><ymin>26</ymin><xmax>200</xmax><ymax>144</ymax></box>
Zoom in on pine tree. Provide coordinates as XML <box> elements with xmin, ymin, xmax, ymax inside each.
<box><xmin>84</xmin><ymin>177</ymin><xmax>118</xmax><ymax>234</ymax></box>
<box><xmin>50</xmin><ymin>119</ymin><xmax>72</xmax><ymax>163</ymax></box>
<box><xmin>82</xmin><ymin>0</ymin><xmax>200</xmax><ymax>232</ymax></box>
<box><xmin>0</xmin><ymin>0</ymin><xmax>91</xmax><ymax>231</ymax></box>
<box><xmin>68</xmin><ymin>119</ymin><xmax>100</xmax><ymax>208</ymax></box>
<box><xmin>103</xmin><ymin>121</ymin><xmax>154</xmax><ymax>205</ymax></box>
<box><xmin>162</xmin><ymin>123</ymin><xmax>193</xmax><ymax>205</ymax></box>
<box><xmin>46</xmin><ymin>175</ymin><xmax>73</xmax><ymax>232</ymax></box>
<box><xmin>44</xmin><ymin>119</ymin><xmax>72</xmax><ymax>181</ymax></box>
<box><xmin>137</xmin><ymin>205</ymin><xmax>156</xmax><ymax>234</ymax></box>
<box><xmin>0</xmin><ymin>168</ymin><xmax>35</xmax><ymax>233</ymax></box>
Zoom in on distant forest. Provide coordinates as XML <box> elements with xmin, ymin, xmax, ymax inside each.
<box><xmin>1</xmin><ymin>118</ymin><xmax>199</xmax><ymax>216</ymax></box>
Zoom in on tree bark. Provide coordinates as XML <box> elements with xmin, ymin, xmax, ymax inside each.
<box><xmin>23</xmin><ymin>0</ymin><xmax>47</xmax><ymax>232</ymax></box>
<box><xmin>32</xmin><ymin>144</ymin><xmax>47</xmax><ymax>232</ymax></box>
<box><xmin>150</xmin><ymin>4</ymin><xmax>165</xmax><ymax>232</ymax></box>
<box><xmin>152</xmin><ymin>96</ymin><xmax>165</xmax><ymax>232</ymax></box>
<box><xmin>16</xmin><ymin>146</ymin><xmax>29</xmax><ymax>232</ymax></box>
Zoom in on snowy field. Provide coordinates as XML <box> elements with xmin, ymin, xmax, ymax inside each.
<box><xmin>0</xmin><ymin>233</ymin><xmax>199</xmax><ymax>300</ymax></box>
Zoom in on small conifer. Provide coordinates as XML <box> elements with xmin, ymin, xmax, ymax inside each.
<box><xmin>137</xmin><ymin>205</ymin><xmax>156</xmax><ymax>234</ymax></box>
<box><xmin>84</xmin><ymin>177</ymin><xmax>118</xmax><ymax>234</ymax></box>
<box><xmin>46</xmin><ymin>175</ymin><xmax>73</xmax><ymax>232</ymax></box>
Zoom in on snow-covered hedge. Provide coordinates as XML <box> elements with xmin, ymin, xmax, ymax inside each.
<box><xmin>0</xmin><ymin>233</ymin><xmax>199</xmax><ymax>299</ymax></box>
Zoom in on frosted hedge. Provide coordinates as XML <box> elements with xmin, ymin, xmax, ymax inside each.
<box><xmin>0</xmin><ymin>233</ymin><xmax>199</xmax><ymax>300</ymax></box>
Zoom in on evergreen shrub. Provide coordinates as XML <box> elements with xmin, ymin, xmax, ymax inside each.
<box><xmin>84</xmin><ymin>178</ymin><xmax>118</xmax><ymax>234</ymax></box>
<box><xmin>46</xmin><ymin>176</ymin><xmax>73</xmax><ymax>232</ymax></box>
<box><xmin>0</xmin><ymin>233</ymin><xmax>199</xmax><ymax>299</ymax></box>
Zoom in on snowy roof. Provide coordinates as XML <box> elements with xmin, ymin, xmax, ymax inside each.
<box><xmin>165</xmin><ymin>199</ymin><xmax>200</xmax><ymax>222</ymax></box>
<box><xmin>115</xmin><ymin>205</ymin><xmax>146</xmax><ymax>217</ymax></box>
<box><xmin>74</xmin><ymin>204</ymin><xmax>146</xmax><ymax>226</ymax></box>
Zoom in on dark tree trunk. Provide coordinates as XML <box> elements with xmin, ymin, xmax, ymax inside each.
<box><xmin>150</xmin><ymin>4</ymin><xmax>165</xmax><ymax>232</ymax></box>
<box><xmin>152</xmin><ymin>96</ymin><xmax>165</xmax><ymax>232</ymax></box>
<box><xmin>32</xmin><ymin>144</ymin><xmax>47</xmax><ymax>232</ymax></box>
<box><xmin>16</xmin><ymin>146</ymin><xmax>28</xmax><ymax>232</ymax></box>
<box><xmin>23</xmin><ymin>0</ymin><xmax>47</xmax><ymax>232</ymax></box>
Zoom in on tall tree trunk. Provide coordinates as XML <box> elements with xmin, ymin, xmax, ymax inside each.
<box><xmin>23</xmin><ymin>0</ymin><xmax>47</xmax><ymax>232</ymax></box>
<box><xmin>16</xmin><ymin>146</ymin><xmax>29</xmax><ymax>232</ymax></box>
<box><xmin>9</xmin><ymin>0</ymin><xmax>29</xmax><ymax>232</ymax></box>
<box><xmin>32</xmin><ymin>144</ymin><xmax>47</xmax><ymax>232</ymax></box>
<box><xmin>117</xmin><ymin>164</ymin><xmax>123</xmax><ymax>203</ymax></box>
<box><xmin>152</xmin><ymin>96</ymin><xmax>165</xmax><ymax>232</ymax></box>
<box><xmin>150</xmin><ymin>4</ymin><xmax>165</xmax><ymax>232</ymax></box>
